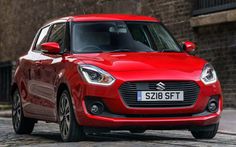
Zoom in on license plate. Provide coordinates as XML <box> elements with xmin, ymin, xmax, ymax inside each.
<box><xmin>137</xmin><ymin>91</ymin><xmax>184</xmax><ymax>101</ymax></box>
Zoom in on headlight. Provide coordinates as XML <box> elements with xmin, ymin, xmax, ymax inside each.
<box><xmin>201</xmin><ymin>63</ymin><xmax>217</xmax><ymax>85</ymax></box>
<box><xmin>79</xmin><ymin>64</ymin><xmax>115</xmax><ymax>86</ymax></box>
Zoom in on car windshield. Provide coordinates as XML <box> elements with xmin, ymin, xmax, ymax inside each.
<box><xmin>72</xmin><ymin>21</ymin><xmax>182</xmax><ymax>53</ymax></box>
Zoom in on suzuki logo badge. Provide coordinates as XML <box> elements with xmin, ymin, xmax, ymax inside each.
<box><xmin>156</xmin><ymin>82</ymin><xmax>165</xmax><ymax>91</ymax></box>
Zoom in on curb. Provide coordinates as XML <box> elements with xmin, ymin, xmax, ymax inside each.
<box><xmin>0</xmin><ymin>111</ymin><xmax>11</xmax><ymax>118</ymax></box>
<box><xmin>0</xmin><ymin>104</ymin><xmax>11</xmax><ymax>111</ymax></box>
<box><xmin>218</xmin><ymin>130</ymin><xmax>236</xmax><ymax>136</ymax></box>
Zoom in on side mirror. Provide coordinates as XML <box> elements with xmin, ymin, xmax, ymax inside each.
<box><xmin>183</xmin><ymin>41</ymin><xmax>196</xmax><ymax>54</ymax></box>
<box><xmin>41</xmin><ymin>42</ymin><xmax>60</xmax><ymax>54</ymax></box>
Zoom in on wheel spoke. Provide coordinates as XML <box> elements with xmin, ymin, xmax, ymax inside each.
<box><xmin>12</xmin><ymin>91</ymin><xmax>22</xmax><ymax>130</ymax></box>
<box><xmin>65</xmin><ymin>101</ymin><xmax>69</xmax><ymax>113</ymax></box>
<box><xmin>14</xmin><ymin>114</ymin><xmax>19</xmax><ymax>129</ymax></box>
<box><xmin>16</xmin><ymin>109</ymin><xmax>20</xmax><ymax>122</ymax></box>
<box><xmin>59</xmin><ymin>102</ymin><xmax>64</xmax><ymax>115</ymax></box>
<box><xmin>65</xmin><ymin>122</ymin><xmax>69</xmax><ymax>134</ymax></box>
<box><xmin>59</xmin><ymin>92</ymin><xmax>72</xmax><ymax>138</ymax></box>
<box><xmin>63</xmin><ymin>97</ymin><xmax>67</xmax><ymax>113</ymax></box>
<box><xmin>59</xmin><ymin>115</ymin><xmax>64</xmax><ymax>121</ymax></box>
<box><xmin>61</xmin><ymin>98</ymin><xmax>65</xmax><ymax>113</ymax></box>
<box><xmin>63</xmin><ymin>120</ymin><xmax>67</xmax><ymax>136</ymax></box>
<box><xmin>16</xmin><ymin>96</ymin><xmax>20</xmax><ymax>107</ymax></box>
<box><xmin>12</xmin><ymin>109</ymin><xmax>16</xmax><ymax>116</ymax></box>
<box><xmin>61</xmin><ymin>119</ymin><xmax>65</xmax><ymax>132</ymax></box>
<box><xmin>65</xmin><ymin>116</ymin><xmax>70</xmax><ymax>127</ymax></box>
<box><xmin>65</xmin><ymin>112</ymin><xmax>70</xmax><ymax>118</ymax></box>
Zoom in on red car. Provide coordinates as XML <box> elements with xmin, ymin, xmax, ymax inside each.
<box><xmin>12</xmin><ymin>14</ymin><xmax>223</xmax><ymax>142</ymax></box>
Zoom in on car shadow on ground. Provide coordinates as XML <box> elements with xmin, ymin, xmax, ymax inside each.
<box><xmin>31</xmin><ymin>131</ymin><xmax>195</xmax><ymax>142</ymax></box>
<box><xmin>86</xmin><ymin>132</ymin><xmax>195</xmax><ymax>142</ymax></box>
<box><xmin>31</xmin><ymin>132</ymin><xmax>62</xmax><ymax>142</ymax></box>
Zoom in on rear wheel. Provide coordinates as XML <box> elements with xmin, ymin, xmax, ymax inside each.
<box><xmin>58</xmin><ymin>90</ymin><xmax>85</xmax><ymax>142</ymax></box>
<box><xmin>12</xmin><ymin>89</ymin><xmax>35</xmax><ymax>134</ymax></box>
<box><xmin>191</xmin><ymin>123</ymin><xmax>219</xmax><ymax>139</ymax></box>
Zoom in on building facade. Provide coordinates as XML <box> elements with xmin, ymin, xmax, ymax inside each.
<box><xmin>0</xmin><ymin>0</ymin><xmax>235</xmax><ymax>107</ymax></box>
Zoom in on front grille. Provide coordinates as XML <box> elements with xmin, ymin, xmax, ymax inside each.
<box><xmin>119</xmin><ymin>81</ymin><xmax>200</xmax><ymax>107</ymax></box>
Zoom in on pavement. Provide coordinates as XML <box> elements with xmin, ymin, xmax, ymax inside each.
<box><xmin>0</xmin><ymin>110</ymin><xmax>11</xmax><ymax>118</ymax></box>
<box><xmin>0</xmin><ymin>109</ymin><xmax>235</xmax><ymax>147</ymax></box>
<box><xmin>218</xmin><ymin>109</ymin><xmax>236</xmax><ymax>135</ymax></box>
<box><xmin>1</xmin><ymin>109</ymin><xmax>235</xmax><ymax>134</ymax></box>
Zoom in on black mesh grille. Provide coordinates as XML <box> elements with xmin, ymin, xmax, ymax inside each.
<box><xmin>119</xmin><ymin>81</ymin><xmax>200</xmax><ymax>107</ymax></box>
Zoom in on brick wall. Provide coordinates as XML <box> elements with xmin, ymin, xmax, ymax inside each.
<box><xmin>194</xmin><ymin>23</ymin><xmax>236</xmax><ymax>107</ymax></box>
<box><xmin>0</xmin><ymin>0</ymin><xmax>235</xmax><ymax>107</ymax></box>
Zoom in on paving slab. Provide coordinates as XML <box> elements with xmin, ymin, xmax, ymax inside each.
<box><xmin>1</xmin><ymin>109</ymin><xmax>236</xmax><ymax>134</ymax></box>
<box><xmin>219</xmin><ymin>109</ymin><xmax>236</xmax><ymax>135</ymax></box>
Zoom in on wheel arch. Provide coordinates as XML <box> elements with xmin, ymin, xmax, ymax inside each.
<box><xmin>11</xmin><ymin>83</ymin><xmax>18</xmax><ymax>100</ymax></box>
<box><xmin>56</xmin><ymin>82</ymin><xmax>81</xmax><ymax>124</ymax></box>
<box><xmin>57</xmin><ymin>83</ymin><xmax>69</xmax><ymax>108</ymax></box>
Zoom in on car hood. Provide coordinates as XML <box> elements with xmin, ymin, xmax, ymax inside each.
<box><xmin>71</xmin><ymin>52</ymin><xmax>206</xmax><ymax>72</ymax></box>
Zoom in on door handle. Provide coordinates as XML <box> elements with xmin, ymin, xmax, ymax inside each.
<box><xmin>35</xmin><ymin>60</ymin><xmax>42</xmax><ymax>65</ymax></box>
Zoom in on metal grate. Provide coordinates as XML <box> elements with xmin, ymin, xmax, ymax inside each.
<box><xmin>119</xmin><ymin>81</ymin><xmax>200</xmax><ymax>108</ymax></box>
<box><xmin>193</xmin><ymin>0</ymin><xmax>236</xmax><ymax>16</ymax></box>
<box><xmin>0</xmin><ymin>61</ymin><xmax>13</xmax><ymax>103</ymax></box>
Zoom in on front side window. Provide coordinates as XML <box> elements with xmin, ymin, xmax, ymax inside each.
<box><xmin>72</xmin><ymin>21</ymin><xmax>181</xmax><ymax>53</ymax></box>
<box><xmin>48</xmin><ymin>23</ymin><xmax>66</xmax><ymax>48</ymax></box>
<box><xmin>35</xmin><ymin>26</ymin><xmax>50</xmax><ymax>51</ymax></box>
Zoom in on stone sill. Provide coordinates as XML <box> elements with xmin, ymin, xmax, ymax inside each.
<box><xmin>190</xmin><ymin>9</ymin><xmax>236</xmax><ymax>27</ymax></box>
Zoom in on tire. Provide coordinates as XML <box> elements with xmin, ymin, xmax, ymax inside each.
<box><xmin>12</xmin><ymin>89</ymin><xmax>35</xmax><ymax>134</ymax></box>
<box><xmin>191</xmin><ymin>123</ymin><xmax>219</xmax><ymax>139</ymax></box>
<box><xmin>58</xmin><ymin>90</ymin><xmax>85</xmax><ymax>142</ymax></box>
<box><xmin>129</xmin><ymin>129</ymin><xmax>146</xmax><ymax>134</ymax></box>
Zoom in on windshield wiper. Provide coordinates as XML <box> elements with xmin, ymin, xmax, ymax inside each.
<box><xmin>108</xmin><ymin>49</ymin><xmax>132</xmax><ymax>53</ymax></box>
<box><xmin>160</xmin><ymin>49</ymin><xmax>181</xmax><ymax>53</ymax></box>
<box><xmin>75</xmin><ymin>51</ymin><xmax>104</xmax><ymax>53</ymax></box>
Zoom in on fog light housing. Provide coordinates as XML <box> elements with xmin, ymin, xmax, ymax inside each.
<box><xmin>207</xmin><ymin>96</ymin><xmax>219</xmax><ymax>113</ymax></box>
<box><xmin>89</xmin><ymin>101</ymin><xmax>104</xmax><ymax>115</ymax></box>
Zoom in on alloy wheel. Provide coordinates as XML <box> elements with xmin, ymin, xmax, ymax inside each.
<box><xmin>59</xmin><ymin>92</ymin><xmax>71</xmax><ymax>139</ymax></box>
<box><xmin>12</xmin><ymin>90</ymin><xmax>21</xmax><ymax>130</ymax></box>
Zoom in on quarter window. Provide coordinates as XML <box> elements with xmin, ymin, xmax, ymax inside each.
<box><xmin>35</xmin><ymin>26</ymin><xmax>50</xmax><ymax>51</ymax></box>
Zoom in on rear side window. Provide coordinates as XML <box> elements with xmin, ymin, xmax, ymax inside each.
<box><xmin>35</xmin><ymin>26</ymin><xmax>50</xmax><ymax>51</ymax></box>
<box><xmin>48</xmin><ymin>23</ymin><xmax>66</xmax><ymax>48</ymax></box>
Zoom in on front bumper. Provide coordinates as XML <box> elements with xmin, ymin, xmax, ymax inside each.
<box><xmin>79</xmin><ymin>109</ymin><xmax>221</xmax><ymax>129</ymax></box>
<box><xmin>70</xmin><ymin>74</ymin><xmax>223</xmax><ymax>129</ymax></box>
<box><xmin>76</xmin><ymin>94</ymin><xmax>222</xmax><ymax>129</ymax></box>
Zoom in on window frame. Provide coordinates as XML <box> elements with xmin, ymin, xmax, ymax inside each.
<box><xmin>32</xmin><ymin>25</ymin><xmax>51</xmax><ymax>53</ymax></box>
<box><xmin>192</xmin><ymin>0</ymin><xmax>236</xmax><ymax>16</ymax></box>
<box><xmin>47</xmin><ymin>22</ymin><xmax>67</xmax><ymax>52</ymax></box>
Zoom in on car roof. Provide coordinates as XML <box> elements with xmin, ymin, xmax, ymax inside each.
<box><xmin>45</xmin><ymin>14</ymin><xmax>159</xmax><ymax>25</ymax></box>
<box><xmin>71</xmin><ymin>14</ymin><xmax>159</xmax><ymax>22</ymax></box>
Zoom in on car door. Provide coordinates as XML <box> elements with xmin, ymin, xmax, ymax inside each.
<box><xmin>25</xmin><ymin>25</ymin><xmax>54</xmax><ymax>117</ymax></box>
<box><xmin>38</xmin><ymin>23</ymin><xmax>67</xmax><ymax>119</ymax></box>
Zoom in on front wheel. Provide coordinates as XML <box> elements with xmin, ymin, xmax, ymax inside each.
<box><xmin>58</xmin><ymin>90</ymin><xmax>85</xmax><ymax>142</ymax></box>
<box><xmin>191</xmin><ymin>123</ymin><xmax>219</xmax><ymax>139</ymax></box>
<box><xmin>12</xmin><ymin>89</ymin><xmax>35</xmax><ymax>134</ymax></box>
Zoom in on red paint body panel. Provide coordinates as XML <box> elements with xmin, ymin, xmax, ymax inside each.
<box><xmin>184</xmin><ymin>41</ymin><xmax>197</xmax><ymax>53</ymax></box>
<box><xmin>71</xmin><ymin>14</ymin><xmax>159</xmax><ymax>22</ymax></box>
<box><xmin>13</xmin><ymin>14</ymin><xmax>223</xmax><ymax>130</ymax></box>
<box><xmin>41</xmin><ymin>42</ymin><xmax>61</xmax><ymax>54</ymax></box>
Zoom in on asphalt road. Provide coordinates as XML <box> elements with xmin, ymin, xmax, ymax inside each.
<box><xmin>0</xmin><ymin>117</ymin><xmax>236</xmax><ymax>147</ymax></box>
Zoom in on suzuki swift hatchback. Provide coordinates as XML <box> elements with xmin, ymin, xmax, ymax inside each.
<box><xmin>12</xmin><ymin>14</ymin><xmax>223</xmax><ymax>142</ymax></box>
